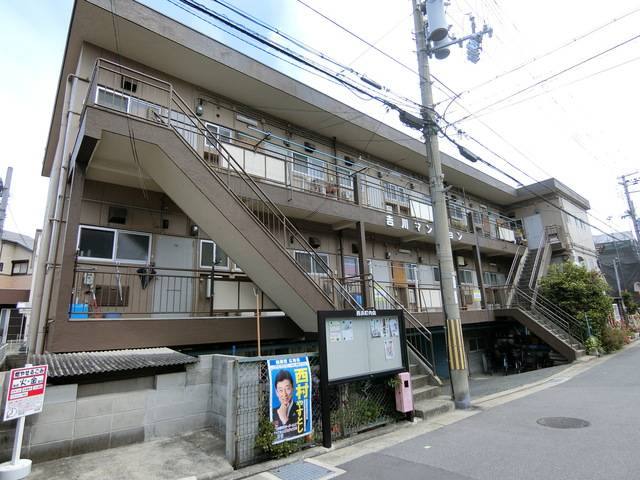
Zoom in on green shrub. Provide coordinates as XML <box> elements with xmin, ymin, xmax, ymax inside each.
<box><xmin>584</xmin><ymin>336</ymin><xmax>601</xmax><ymax>355</ymax></box>
<box><xmin>600</xmin><ymin>326</ymin><xmax>625</xmax><ymax>353</ymax></box>
<box><xmin>255</xmin><ymin>417</ymin><xmax>302</xmax><ymax>459</ymax></box>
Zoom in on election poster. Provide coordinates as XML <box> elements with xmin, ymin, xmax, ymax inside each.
<box><xmin>267</xmin><ymin>356</ymin><xmax>312</xmax><ymax>444</ymax></box>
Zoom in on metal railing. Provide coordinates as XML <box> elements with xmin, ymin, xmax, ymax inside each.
<box><xmin>489</xmin><ymin>285</ymin><xmax>585</xmax><ymax>347</ymax></box>
<box><xmin>69</xmin><ymin>263</ymin><xmax>282</xmax><ymax>320</ymax></box>
<box><xmin>86</xmin><ymin>59</ymin><xmax>360</xmax><ymax>311</ymax></box>
<box><xmin>342</xmin><ymin>274</ymin><xmax>435</xmax><ymax>374</ymax></box>
<box><xmin>85</xmin><ymin>59</ymin><xmax>524</xmax><ymax>247</ymax></box>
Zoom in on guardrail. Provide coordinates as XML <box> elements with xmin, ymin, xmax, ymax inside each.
<box><xmin>69</xmin><ymin>263</ymin><xmax>281</xmax><ymax>320</ymax></box>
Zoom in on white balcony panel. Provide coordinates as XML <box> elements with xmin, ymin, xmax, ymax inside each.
<box><xmin>410</xmin><ymin>200</ymin><xmax>434</xmax><ymax>222</ymax></box>
<box><xmin>265</xmin><ymin>156</ymin><xmax>285</xmax><ymax>183</ymax></box>
<box><xmin>213</xmin><ymin>282</ymin><xmax>239</xmax><ymax>309</ymax></box>
<box><xmin>244</xmin><ymin>150</ymin><xmax>266</xmax><ymax>178</ymax></box>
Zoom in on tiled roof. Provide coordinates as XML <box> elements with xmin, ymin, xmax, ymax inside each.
<box><xmin>2</xmin><ymin>231</ymin><xmax>34</xmax><ymax>251</ymax></box>
<box><xmin>29</xmin><ymin>347</ymin><xmax>198</xmax><ymax>378</ymax></box>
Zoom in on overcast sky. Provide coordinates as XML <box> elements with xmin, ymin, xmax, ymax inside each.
<box><xmin>1</xmin><ymin>0</ymin><xmax>638</xmax><ymax>239</ymax></box>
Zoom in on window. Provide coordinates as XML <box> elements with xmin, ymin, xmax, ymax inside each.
<box><xmin>78</xmin><ymin>227</ymin><xmax>115</xmax><ymax>260</ymax></box>
<box><xmin>116</xmin><ymin>232</ymin><xmax>151</xmax><ymax>262</ymax></box>
<box><xmin>292</xmin><ymin>152</ymin><xmax>326</xmax><ymax>180</ymax></box>
<box><xmin>384</xmin><ymin>183</ymin><xmax>409</xmax><ymax>205</ymax></box>
<box><xmin>343</xmin><ymin>256</ymin><xmax>359</xmax><ymax>277</ymax></box>
<box><xmin>406</xmin><ymin>263</ymin><xmax>417</xmax><ymax>282</ymax></box>
<box><xmin>199</xmin><ymin>240</ymin><xmax>230</xmax><ymax>269</ymax></box>
<box><xmin>433</xmin><ymin>266</ymin><xmax>440</xmax><ymax>283</ymax></box>
<box><xmin>205</xmin><ymin>122</ymin><xmax>234</xmax><ymax>147</ymax></box>
<box><xmin>96</xmin><ymin>87</ymin><xmax>129</xmax><ymax>112</ymax></box>
<box><xmin>77</xmin><ymin>226</ymin><xmax>150</xmax><ymax>264</ymax></box>
<box><xmin>295</xmin><ymin>251</ymin><xmax>330</xmax><ymax>275</ymax></box>
<box><xmin>459</xmin><ymin>269</ymin><xmax>475</xmax><ymax>285</ymax></box>
<box><xmin>449</xmin><ymin>200</ymin><xmax>467</xmax><ymax>221</ymax></box>
<box><xmin>121</xmin><ymin>76</ymin><xmax>138</xmax><ymax>93</ymax></box>
<box><xmin>11</xmin><ymin>261</ymin><xmax>28</xmax><ymax>276</ymax></box>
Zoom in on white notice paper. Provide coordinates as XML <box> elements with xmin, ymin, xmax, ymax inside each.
<box><xmin>341</xmin><ymin>320</ymin><xmax>354</xmax><ymax>342</ymax></box>
<box><xmin>384</xmin><ymin>339</ymin><xmax>395</xmax><ymax>360</ymax></box>
<box><xmin>329</xmin><ymin>321</ymin><xmax>342</xmax><ymax>343</ymax></box>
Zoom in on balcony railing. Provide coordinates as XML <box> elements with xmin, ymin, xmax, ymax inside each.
<box><xmin>86</xmin><ymin>58</ymin><xmax>361</xmax><ymax>311</ymax></box>
<box><xmin>86</xmin><ymin>60</ymin><xmax>522</xmax><ymax>247</ymax></box>
<box><xmin>69</xmin><ymin>263</ymin><xmax>282</xmax><ymax>320</ymax></box>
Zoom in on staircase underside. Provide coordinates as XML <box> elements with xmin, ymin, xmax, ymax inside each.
<box><xmin>495</xmin><ymin>308</ymin><xmax>584</xmax><ymax>362</ymax></box>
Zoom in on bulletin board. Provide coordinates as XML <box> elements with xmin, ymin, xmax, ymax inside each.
<box><xmin>318</xmin><ymin>310</ymin><xmax>408</xmax><ymax>384</ymax></box>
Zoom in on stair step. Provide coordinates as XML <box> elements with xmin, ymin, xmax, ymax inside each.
<box><xmin>410</xmin><ymin>374</ymin><xmax>431</xmax><ymax>389</ymax></box>
<box><xmin>413</xmin><ymin>397</ymin><xmax>454</xmax><ymax>420</ymax></box>
<box><xmin>409</xmin><ymin>363</ymin><xmax>420</xmax><ymax>376</ymax></box>
<box><xmin>413</xmin><ymin>385</ymin><xmax>441</xmax><ymax>402</ymax></box>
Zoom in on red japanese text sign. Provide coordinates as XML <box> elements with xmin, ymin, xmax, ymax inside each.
<box><xmin>3</xmin><ymin>365</ymin><xmax>48</xmax><ymax>421</ymax></box>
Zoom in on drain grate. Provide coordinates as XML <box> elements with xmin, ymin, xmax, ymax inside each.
<box><xmin>536</xmin><ymin>417</ymin><xmax>590</xmax><ymax>429</ymax></box>
<box><xmin>271</xmin><ymin>461</ymin><xmax>334</xmax><ymax>480</ymax></box>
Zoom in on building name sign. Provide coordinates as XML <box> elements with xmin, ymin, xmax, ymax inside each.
<box><xmin>385</xmin><ymin>214</ymin><xmax>463</xmax><ymax>240</ymax></box>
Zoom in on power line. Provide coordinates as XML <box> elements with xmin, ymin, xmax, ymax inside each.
<box><xmin>460</xmin><ymin>54</ymin><xmax>640</xmax><ymax>121</ymax></box>
<box><xmin>175</xmin><ymin>0</ymin><xmax>628</xmax><ymax>240</ymax></box>
<box><xmin>452</xmin><ymin>31</ymin><xmax>640</xmax><ymax>124</ymax></box>
<box><xmin>452</xmin><ymin>6</ymin><xmax>640</xmax><ymax>100</ymax></box>
<box><xmin>294</xmin><ymin>0</ymin><xmax>459</xmax><ymax>103</ymax></box>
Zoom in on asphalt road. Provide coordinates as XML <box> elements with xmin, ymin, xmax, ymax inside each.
<box><xmin>337</xmin><ymin>344</ymin><xmax>640</xmax><ymax>480</ymax></box>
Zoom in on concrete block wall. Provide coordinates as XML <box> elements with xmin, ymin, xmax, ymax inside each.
<box><xmin>0</xmin><ymin>354</ymin><xmax>234</xmax><ymax>463</ymax></box>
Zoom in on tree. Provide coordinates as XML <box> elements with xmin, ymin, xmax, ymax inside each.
<box><xmin>621</xmin><ymin>290</ymin><xmax>639</xmax><ymax>315</ymax></box>
<box><xmin>538</xmin><ymin>262</ymin><xmax>613</xmax><ymax>339</ymax></box>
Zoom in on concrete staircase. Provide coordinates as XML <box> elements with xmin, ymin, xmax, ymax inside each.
<box><xmin>410</xmin><ymin>363</ymin><xmax>454</xmax><ymax>420</ymax></box>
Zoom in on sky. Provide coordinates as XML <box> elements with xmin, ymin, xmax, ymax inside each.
<box><xmin>1</xmin><ymin>0</ymin><xmax>638</xmax><ymax>240</ymax></box>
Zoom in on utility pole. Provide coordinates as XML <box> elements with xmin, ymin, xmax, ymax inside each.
<box><xmin>0</xmin><ymin>167</ymin><xmax>13</xmax><ymax>262</ymax></box>
<box><xmin>411</xmin><ymin>0</ymin><xmax>470</xmax><ymax>408</ymax></box>
<box><xmin>0</xmin><ymin>167</ymin><xmax>13</xmax><ymax>243</ymax></box>
<box><xmin>619</xmin><ymin>173</ymin><xmax>640</xmax><ymax>244</ymax></box>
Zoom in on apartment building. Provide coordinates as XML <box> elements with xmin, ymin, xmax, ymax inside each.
<box><xmin>30</xmin><ymin>0</ymin><xmax>595</xmax><ymax>377</ymax></box>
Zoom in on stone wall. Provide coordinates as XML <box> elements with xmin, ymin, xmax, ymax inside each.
<box><xmin>0</xmin><ymin>354</ymin><xmax>234</xmax><ymax>463</ymax></box>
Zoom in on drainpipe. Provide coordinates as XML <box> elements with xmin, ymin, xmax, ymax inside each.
<box><xmin>29</xmin><ymin>74</ymin><xmax>85</xmax><ymax>354</ymax></box>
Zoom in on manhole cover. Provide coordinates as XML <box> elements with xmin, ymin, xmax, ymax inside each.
<box><xmin>271</xmin><ymin>461</ymin><xmax>334</xmax><ymax>480</ymax></box>
<box><xmin>536</xmin><ymin>417</ymin><xmax>590</xmax><ymax>429</ymax></box>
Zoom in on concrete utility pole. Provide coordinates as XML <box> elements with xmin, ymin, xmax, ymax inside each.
<box><xmin>0</xmin><ymin>167</ymin><xmax>13</xmax><ymax>244</ymax></box>
<box><xmin>619</xmin><ymin>173</ymin><xmax>640</xmax><ymax>244</ymax></box>
<box><xmin>411</xmin><ymin>0</ymin><xmax>471</xmax><ymax>408</ymax></box>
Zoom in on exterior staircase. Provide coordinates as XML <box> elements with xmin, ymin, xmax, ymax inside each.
<box><xmin>497</xmin><ymin>237</ymin><xmax>585</xmax><ymax>362</ymax></box>
<box><xmin>410</xmin><ymin>363</ymin><xmax>453</xmax><ymax>420</ymax></box>
<box><xmin>83</xmin><ymin>59</ymin><xmax>439</xmax><ymax>377</ymax></box>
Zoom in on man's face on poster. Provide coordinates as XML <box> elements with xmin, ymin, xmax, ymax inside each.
<box><xmin>276</xmin><ymin>377</ymin><xmax>293</xmax><ymax>407</ymax></box>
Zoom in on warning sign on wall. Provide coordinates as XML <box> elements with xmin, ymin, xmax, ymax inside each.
<box><xmin>3</xmin><ymin>365</ymin><xmax>48</xmax><ymax>421</ymax></box>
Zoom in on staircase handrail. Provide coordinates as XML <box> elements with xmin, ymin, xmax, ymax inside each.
<box><xmin>89</xmin><ymin>58</ymin><xmax>360</xmax><ymax>310</ymax></box>
<box><xmin>513</xmin><ymin>287</ymin><xmax>585</xmax><ymax>344</ymax></box>
<box><xmin>528</xmin><ymin>233</ymin><xmax>546</xmax><ymax>290</ymax></box>
<box><xmin>505</xmin><ymin>245</ymin><xmax>522</xmax><ymax>286</ymax></box>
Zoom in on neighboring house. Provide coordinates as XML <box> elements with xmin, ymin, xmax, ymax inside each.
<box><xmin>30</xmin><ymin>0</ymin><xmax>598</xmax><ymax>376</ymax></box>
<box><xmin>0</xmin><ymin>230</ymin><xmax>36</xmax><ymax>342</ymax></box>
<box><xmin>594</xmin><ymin>232</ymin><xmax>640</xmax><ymax>302</ymax></box>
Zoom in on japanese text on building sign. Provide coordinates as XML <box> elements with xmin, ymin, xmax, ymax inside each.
<box><xmin>267</xmin><ymin>356</ymin><xmax>312</xmax><ymax>444</ymax></box>
<box><xmin>4</xmin><ymin>365</ymin><xmax>48</xmax><ymax>421</ymax></box>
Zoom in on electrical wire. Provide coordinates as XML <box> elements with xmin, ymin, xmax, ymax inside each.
<box><xmin>173</xmin><ymin>0</ymin><xmax>629</xmax><ymax>240</ymax></box>
<box><xmin>453</xmin><ymin>6</ymin><xmax>640</xmax><ymax>100</ymax></box>
<box><xmin>207</xmin><ymin>0</ymin><xmax>426</xmax><ymax>114</ymax></box>
<box><xmin>173</xmin><ymin>0</ymin><xmax>425</xmax><ymax>115</ymax></box>
<box><xmin>452</xmin><ymin>31</ymin><xmax>640</xmax><ymax>124</ymax></box>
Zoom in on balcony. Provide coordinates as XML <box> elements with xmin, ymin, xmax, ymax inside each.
<box><xmin>85</xmin><ymin>59</ymin><xmax>524</xmax><ymax>250</ymax></box>
<box><xmin>69</xmin><ymin>263</ymin><xmax>282</xmax><ymax>321</ymax></box>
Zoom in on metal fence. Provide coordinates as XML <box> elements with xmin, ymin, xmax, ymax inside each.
<box><xmin>231</xmin><ymin>353</ymin><xmax>397</xmax><ymax>468</ymax></box>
